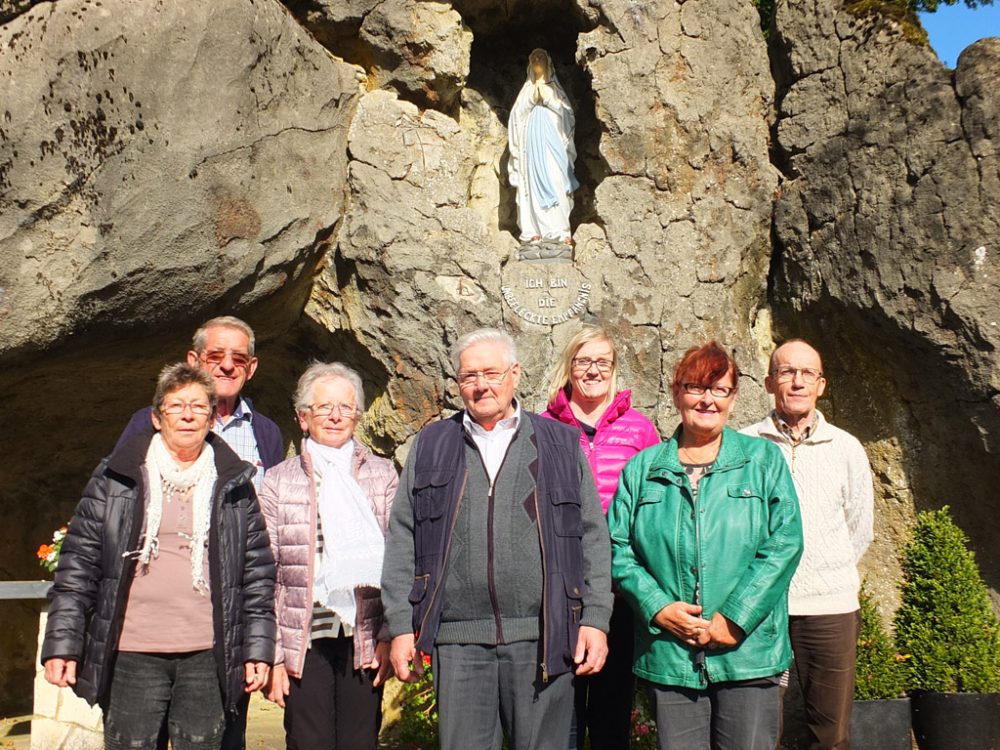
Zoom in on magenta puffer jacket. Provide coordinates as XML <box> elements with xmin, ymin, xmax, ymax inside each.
<box><xmin>541</xmin><ymin>389</ymin><xmax>660</xmax><ymax>513</ymax></box>
<box><xmin>259</xmin><ymin>441</ymin><xmax>398</xmax><ymax>677</ymax></box>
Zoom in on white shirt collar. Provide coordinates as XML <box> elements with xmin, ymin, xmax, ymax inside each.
<box><xmin>462</xmin><ymin>401</ymin><xmax>522</xmax><ymax>437</ymax></box>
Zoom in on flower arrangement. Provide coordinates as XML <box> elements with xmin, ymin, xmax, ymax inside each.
<box><xmin>36</xmin><ymin>525</ymin><xmax>68</xmax><ymax>573</ymax></box>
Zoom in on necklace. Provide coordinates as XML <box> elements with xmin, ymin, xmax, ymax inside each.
<box><xmin>678</xmin><ymin>443</ymin><xmax>720</xmax><ymax>466</ymax></box>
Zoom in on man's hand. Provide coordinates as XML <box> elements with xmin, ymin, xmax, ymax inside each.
<box><xmin>244</xmin><ymin>661</ymin><xmax>270</xmax><ymax>693</ymax></box>
<box><xmin>265</xmin><ymin>664</ymin><xmax>290</xmax><ymax>708</ymax></box>
<box><xmin>573</xmin><ymin>626</ymin><xmax>608</xmax><ymax>676</ymax></box>
<box><xmin>390</xmin><ymin>634</ymin><xmax>425</xmax><ymax>684</ymax></box>
<box><xmin>43</xmin><ymin>658</ymin><xmax>77</xmax><ymax>687</ymax></box>
<box><xmin>368</xmin><ymin>641</ymin><xmax>393</xmax><ymax>688</ymax></box>
<box><xmin>653</xmin><ymin>602</ymin><xmax>712</xmax><ymax>646</ymax></box>
<box><xmin>695</xmin><ymin>612</ymin><xmax>744</xmax><ymax>650</ymax></box>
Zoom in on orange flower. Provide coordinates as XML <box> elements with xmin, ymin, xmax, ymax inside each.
<box><xmin>36</xmin><ymin>544</ymin><xmax>54</xmax><ymax>560</ymax></box>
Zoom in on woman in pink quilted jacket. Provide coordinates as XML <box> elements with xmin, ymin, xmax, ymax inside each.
<box><xmin>541</xmin><ymin>326</ymin><xmax>660</xmax><ymax>750</ymax></box>
<box><xmin>260</xmin><ymin>362</ymin><xmax>398</xmax><ymax>750</ymax></box>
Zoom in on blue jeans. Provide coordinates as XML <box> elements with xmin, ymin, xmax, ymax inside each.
<box><xmin>646</xmin><ymin>678</ymin><xmax>781</xmax><ymax>750</ymax></box>
<box><xmin>104</xmin><ymin>650</ymin><xmax>225</xmax><ymax>750</ymax></box>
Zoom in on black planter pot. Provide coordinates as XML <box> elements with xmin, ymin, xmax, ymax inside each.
<box><xmin>849</xmin><ymin>697</ymin><xmax>912</xmax><ymax>750</ymax></box>
<box><xmin>911</xmin><ymin>691</ymin><xmax>1000</xmax><ymax>750</ymax></box>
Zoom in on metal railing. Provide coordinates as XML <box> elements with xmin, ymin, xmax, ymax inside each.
<box><xmin>0</xmin><ymin>581</ymin><xmax>52</xmax><ymax>600</ymax></box>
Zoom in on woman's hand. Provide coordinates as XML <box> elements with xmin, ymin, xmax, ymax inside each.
<box><xmin>43</xmin><ymin>658</ymin><xmax>77</xmax><ymax>687</ymax></box>
<box><xmin>244</xmin><ymin>661</ymin><xmax>270</xmax><ymax>693</ymax></box>
<box><xmin>368</xmin><ymin>640</ymin><xmax>393</xmax><ymax>687</ymax></box>
<box><xmin>653</xmin><ymin>602</ymin><xmax>712</xmax><ymax>646</ymax></box>
<box><xmin>695</xmin><ymin>612</ymin><xmax>745</xmax><ymax>650</ymax></box>
<box><xmin>265</xmin><ymin>663</ymin><xmax>290</xmax><ymax>708</ymax></box>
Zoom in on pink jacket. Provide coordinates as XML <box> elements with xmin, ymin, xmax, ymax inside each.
<box><xmin>541</xmin><ymin>389</ymin><xmax>660</xmax><ymax>513</ymax></box>
<box><xmin>259</xmin><ymin>441</ymin><xmax>398</xmax><ymax>676</ymax></box>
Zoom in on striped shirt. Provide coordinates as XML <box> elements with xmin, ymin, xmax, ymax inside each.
<box><xmin>310</xmin><ymin>462</ymin><xmax>353</xmax><ymax>641</ymax></box>
<box><xmin>214</xmin><ymin>398</ymin><xmax>265</xmax><ymax>494</ymax></box>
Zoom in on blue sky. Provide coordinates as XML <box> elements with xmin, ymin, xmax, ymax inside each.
<box><xmin>919</xmin><ymin>4</ymin><xmax>1000</xmax><ymax>68</ymax></box>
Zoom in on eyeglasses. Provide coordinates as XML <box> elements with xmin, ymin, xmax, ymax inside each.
<box><xmin>456</xmin><ymin>367</ymin><xmax>512</xmax><ymax>388</ymax></box>
<box><xmin>200</xmin><ymin>350</ymin><xmax>252</xmax><ymax>369</ymax></box>
<box><xmin>309</xmin><ymin>403</ymin><xmax>358</xmax><ymax>419</ymax></box>
<box><xmin>773</xmin><ymin>366</ymin><xmax>823</xmax><ymax>385</ymax></box>
<box><xmin>572</xmin><ymin>357</ymin><xmax>614</xmax><ymax>373</ymax></box>
<box><xmin>160</xmin><ymin>402</ymin><xmax>213</xmax><ymax>416</ymax></box>
<box><xmin>683</xmin><ymin>383</ymin><xmax>736</xmax><ymax>399</ymax></box>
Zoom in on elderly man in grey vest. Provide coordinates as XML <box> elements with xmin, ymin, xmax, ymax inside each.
<box><xmin>382</xmin><ymin>328</ymin><xmax>613</xmax><ymax>750</ymax></box>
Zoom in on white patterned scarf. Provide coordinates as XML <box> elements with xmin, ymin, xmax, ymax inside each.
<box><xmin>136</xmin><ymin>433</ymin><xmax>218</xmax><ymax>594</ymax></box>
<box><xmin>307</xmin><ymin>437</ymin><xmax>385</xmax><ymax>627</ymax></box>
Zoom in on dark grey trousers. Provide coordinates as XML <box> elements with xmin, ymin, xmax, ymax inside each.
<box><xmin>433</xmin><ymin>641</ymin><xmax>575</xmax><ymax>750</ymax></box>
<box><xmin>647</xmin><ymin>678</ymin><xmax>781</xmax><ymax>750</ymax></box>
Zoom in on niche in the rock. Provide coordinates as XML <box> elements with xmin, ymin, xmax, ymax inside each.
<box><xmin>459</xmin><ymin>2</ymin><xmax>608</xmax><ymax>239</ymax></box>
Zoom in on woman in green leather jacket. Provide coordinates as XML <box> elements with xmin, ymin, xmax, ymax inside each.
<box><xmin>608</xmin><ymin>342</ymin><xmax>803</xmax><ymax>750</ymax></box>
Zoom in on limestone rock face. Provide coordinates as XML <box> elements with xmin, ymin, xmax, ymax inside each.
<box><xmin>772</xmin><ymin>0</ymin><xmax>1000</xmax><ymax>597</ymax></box>
<box><xmin>0</xmin><ymin>0</ymin><xmax>362</xmax><ymax>359</ymax></box>
<box><xmin>577</xmin><ymin>0</ymin><xmax>780</xmax><ymax>425</ymax></box>
<box><xmin>303</xmin><ymin>0</ymin><xmax>780</xmax><ymax>462</ymax></box>
<box><xmin>283</xmin><ymin>0</ymin><xmax>472</xmax><ymax>112</ymax></box>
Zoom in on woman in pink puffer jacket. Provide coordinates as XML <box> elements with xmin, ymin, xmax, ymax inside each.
<box><xmin>260</xmin><ymin>362</ymin><xmax>398</xmax><ymax>750</ymax></box>
<box><xmin>541</xmin><ymin>326</ymin><xmax>660</xmax><ymax>750</ymax></box>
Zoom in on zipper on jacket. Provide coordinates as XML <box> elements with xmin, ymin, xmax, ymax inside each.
<box><xmin>534</xmin><ymin>485</ymin><xmax>550</xmax><ymax>683</ymax></box>
<box><xmin>417</xmin><ymin>470</ymin><xmax>469</xmax><ymax>641</ymax></box>
<box><xmin>689</xmin><ymin>473</ymin><xmax>708</xmax><ymax>686</ymax></box>
<box><xmin>471</xmin><ymin>434</ymin><xmax>519</xmax><ymax>647</ymax></box>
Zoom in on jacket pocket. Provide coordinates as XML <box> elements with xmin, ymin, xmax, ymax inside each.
<box><xmin>413</xmin><ymin>469</ymin><xmax>452</xmax><ymax>521</ymax></box>
<box><xmin>408</xmin><ymin>574</ymin><xmax>430</xmax><ymax>605</ymax></box>
<box><xmin>550</xmin><ymin>489</ymin><xmax>583</xmax><ymax>537</ymax></box>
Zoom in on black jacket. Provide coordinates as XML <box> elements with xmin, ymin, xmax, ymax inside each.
<box><xmin>41</xmin><ymin>431</ymin><xmax>276</xmax><ymax>712</ymax></box>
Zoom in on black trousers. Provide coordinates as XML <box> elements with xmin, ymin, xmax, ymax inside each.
<box><xmin>572</xmin><ymin>597</ymin><xmax>636</xmax><ymax>749</ymax></box>
<box><xmin>283</xmin><ymin>635</ymin><xmax>383</xmax><ymax>750</ymax></box>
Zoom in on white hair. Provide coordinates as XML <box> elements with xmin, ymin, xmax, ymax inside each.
<box><xmin>192</xmin><ymin>316</ymin><xmax>256</xmax><ymax>357</ymax></box>
<box><xmin>450</xmin><ymin>328</ymin><xmax>518</xmax><ymax>373</ymax></box>
<box><xmin>293</xmin><ymin>362</ymin><xmax>365</xmax><ymax>415</ymax></box>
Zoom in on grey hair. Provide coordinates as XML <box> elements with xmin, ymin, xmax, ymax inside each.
<box><xmin>152</xmin><ymin>362</ymin><xmax>218</xmax><ymax>417</ymax></box>
<box><xmin>293</xmin><ymin>362</ymin><xmax>365</xmax><ymax>415</ymax></box>
<box><xmin>192</xmin><ymin>316</ymin><xmax>256</xmax><ymax>358</ymax></box>
<box><xmin>450</xmin><ymin>328</ymin><xmax>518</xmax><ymax>373</ymax></box>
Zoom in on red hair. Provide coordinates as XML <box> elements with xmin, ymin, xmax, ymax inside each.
<box><xmin>671</xmin><ymin>341</ymin><xmax>741</xmax><ymax>397</ymax></box>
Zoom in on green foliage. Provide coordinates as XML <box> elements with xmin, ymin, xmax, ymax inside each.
<box><xmin>844</xmin><ymin>0</ymin><xmax>929</xmax><ymax>45</ymax></box>
<box><xmin>894</xmin><ymin>506</ymin><xmax>1000</xmax><ymax>694</ymax></box>
<box><xmin>854</xmin><ymin>583</ymin><xmax>907</xmax><ymax>700</ymax></box>
<box><xmin>392</xmin><ymin>658</ymin><xmax>439</xmax><ymax>749</ymax></box>
<box><xmin>752</xmin><ymin>0</ymin><xmax>777</xmax><ymax>32</ymax></box>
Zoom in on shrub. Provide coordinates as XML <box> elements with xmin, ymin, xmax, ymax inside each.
<box><xmin>392</xmin><ymin>655</ymin><xmax>439</xmax><ymax>749</ymax></box>
<box><xmin>894</xmin><ymin>506</ymin><xmax>1000</xmax><ymax>693</ymax></box>
<box><xmin>854</xmin><ymin>582</ymin><xmax>907</xmax><ymax>700</ymax></box>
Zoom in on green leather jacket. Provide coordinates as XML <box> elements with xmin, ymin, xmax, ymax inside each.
<box><xmin>608</xmin><ymin>427</ymin><xmax>803</xmax><ymax>688</ymax></box>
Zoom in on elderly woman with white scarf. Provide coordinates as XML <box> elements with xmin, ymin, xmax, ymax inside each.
<box><xmin>42</xmin><ymin>363</ymin><xmax>275</xmax><ymax>750</ymax></box>
<box><xmin>261</xmin><ymin>362</ymin><xmax>398</xmax><ymax>750</ymax></box>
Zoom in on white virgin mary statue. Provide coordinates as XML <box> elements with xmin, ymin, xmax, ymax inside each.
<box><xmin>508</xmin><ymin>48</ymin><xmax>579</xmax><ymax>245</ymax></box>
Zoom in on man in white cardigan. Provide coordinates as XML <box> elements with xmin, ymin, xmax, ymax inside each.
<box><xmin>742</xmin><ymin>339</ymin><xmax>874</xmax><ymax>750</ymax></box>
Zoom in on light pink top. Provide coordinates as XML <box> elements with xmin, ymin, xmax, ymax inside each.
<box><xmin>118</xmin><ymin>485</ymin><xmax>214</xmax><ymax>652</ymax></box>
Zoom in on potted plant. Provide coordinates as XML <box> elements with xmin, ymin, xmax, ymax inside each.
<box><xmin>894</xmin><ymin>506</ymin><xmax>1000</xmax><ymax>749</ymax></box>
<box><xmin>849</xmin><ymin>582</ymin><xmax>911</xmax><ymax>749</ymax></box>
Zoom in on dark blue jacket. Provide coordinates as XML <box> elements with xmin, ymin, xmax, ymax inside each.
<box><xmin>404</xmin><ymin>412</ymin><xmax>609</xmax><ymax>679</ymax></box>
<box><xmin>114</xmin><ymin>398</ymin><xmax>284</xmax><ymax>470</ymax></box>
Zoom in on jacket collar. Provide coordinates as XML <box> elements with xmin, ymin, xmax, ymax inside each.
<box><xmin>647</xmin><ymin>426</ymin><xmax>748</xmax><ymax>483</ymax></box>
<box><xmin>545</xmin><ymin>388</ymin><xmax>633</xmax><ymax>430</ymax></box>
<box><xmin>108</xmin><ymin>430</ymin><xmax>252</xmax><ymax>488</ymax></box>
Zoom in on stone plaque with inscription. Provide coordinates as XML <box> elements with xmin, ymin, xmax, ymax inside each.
<box><xmin>501</xmin><ymin>258</ymin><xmax>592</xmax><ymax>327</ymax></box>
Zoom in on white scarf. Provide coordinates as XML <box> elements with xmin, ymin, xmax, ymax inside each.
<box><xmin>138</xmin><ymin>433</ymin><xmax>217</xmax><ymax>594</ymax></box>
<box><xmin>307</xmin><ymin>437</ymin><xmax>385</xmax><ymax>628</ymax></box>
